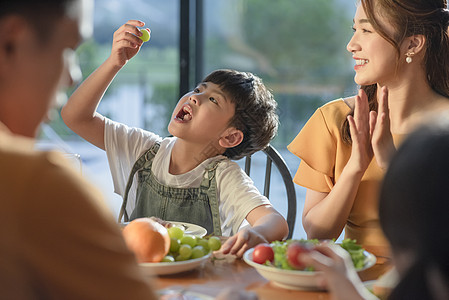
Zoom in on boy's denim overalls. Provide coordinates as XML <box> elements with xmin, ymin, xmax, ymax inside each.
<box><xmin>119</xmin><ymin>143</ymin><xmax>222</xmax><ymax>235</ymax></box>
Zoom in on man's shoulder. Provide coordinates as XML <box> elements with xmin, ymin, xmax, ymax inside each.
<box><xmin>0</xmin><ymin>133</ymin><xmax>47</xmax><ymax>173</ymax></box>
<box><xmin>0</xmin><ymin>147</ymin><xmax>75</xmax><ymax>184</ymax></box>
<box><xmin>0</xmin><ymin>136</ymin><xmax>99</xmax><ymax>212</ymax></box>
<box><xmin>0</xmin><ymin>130</ymin><xmax>34</xmax><ymax>153</ymax></box>
<box><xmin>0</xmin><ymin>132</ymin><xmax>84</xmax><ymax>187</ymax></box>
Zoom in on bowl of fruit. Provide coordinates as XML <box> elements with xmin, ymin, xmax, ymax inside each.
<box><xmin>243</xmin><ymin>239</ymin><xmax>376</xmax><ymax>290</ymax></box>
<box><xmin>122</xmin><ymin>218</ymin><xmax>222</xmax><ymax>276</ymax></box>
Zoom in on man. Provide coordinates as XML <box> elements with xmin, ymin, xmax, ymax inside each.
<box><xmin>0</xmin><ymin>0</ymin><xmax>157</xmax><ymax>298</ymax></box>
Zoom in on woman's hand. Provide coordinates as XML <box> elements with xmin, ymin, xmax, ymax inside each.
<box><xmin>346</xmin><ymin>89</ymin><xmax>374</xmax><ymax>174</ymax></box>
<box><xmin>109</xmin><ymin>20</ymin><xmax>148</xmax><ymax>68</ymax></box>
<box><xmin>219</xmin><ymin>229</ymin><xmax>268</xmax><ymax>258</ymax></box>
<box><xmin>370</xmin><ymin>86</ymin><xmax>395</xmax><ymax>170</ymax></box>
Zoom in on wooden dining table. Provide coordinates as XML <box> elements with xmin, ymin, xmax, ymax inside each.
<box><xmin>151</xmin><ymin>244</ymin><xmax>393</xmax><ymax>300</ymax></box>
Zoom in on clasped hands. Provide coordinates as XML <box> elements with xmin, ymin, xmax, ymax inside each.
<box><xmin>347</xmin><ymin>86</ymin><xmax>395</xmax><ymax>171</ymax></box>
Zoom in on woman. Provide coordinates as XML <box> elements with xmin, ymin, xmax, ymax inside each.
<box><xmin>288</xmin><ymin>0</ymin><xmax>449</xmax><ymax>254</ymax></box>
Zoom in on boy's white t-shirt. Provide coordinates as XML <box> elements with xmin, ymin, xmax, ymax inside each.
<box><xmin>104</xmin><ymin>118</ymin><xmax>271</xmax><ymax>236</ymax></box>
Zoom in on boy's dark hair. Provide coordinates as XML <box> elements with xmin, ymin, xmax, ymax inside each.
<box><xmin>203</xmin><ymin>69</ymin><xmax>279</xmax><ymax>160</ymax></box>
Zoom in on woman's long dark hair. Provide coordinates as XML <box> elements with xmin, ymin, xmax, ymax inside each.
<box><xmin>342</xmin><ymin>0</ymin><xmax>449</xmax><ymax>144</ymax></box>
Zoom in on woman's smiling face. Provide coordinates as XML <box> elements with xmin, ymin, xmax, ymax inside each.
<box><xmin>346</xmin><ymin>3</ymin><xmax>400</xmax><ymax>87</ymax></box>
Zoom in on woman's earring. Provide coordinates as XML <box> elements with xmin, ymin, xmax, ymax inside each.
<box><xmin>405</xmin><ymin>52</ymin><xmax>414</xmax><ymax>64</ymax></box>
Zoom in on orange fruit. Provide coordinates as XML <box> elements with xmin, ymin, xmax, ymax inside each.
<box><xmin>122</xmin><ymin>217</ymin><xmax>170</xmax><ymax>263</ymax></box>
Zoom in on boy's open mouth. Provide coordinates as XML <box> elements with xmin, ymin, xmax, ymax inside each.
<box><xmin>175</xmin><ymin>104</ymin><xmax>193</xmax><ymax>121</ymax></box>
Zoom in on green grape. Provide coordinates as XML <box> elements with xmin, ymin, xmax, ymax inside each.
<box><xmin>191</xmin><ymin>245</ymin><xmax>206</xmax><ymax>259</ymax></box>
<box><xmin>208</xmin><ymin>236</ymin><xmax>222</xmax><ymax>251</ymax></box>
<box><xmin>161</xmin><ymin>255</ymin><xmax>175</xmax><ymax>262</ymax></box>
<box><xmin>170</xmin><ymin>237</ymin><xmax>181</xmax><ymax>252</ymax></box>
<box><xmin>197</xmin><ymin>238</ymin><xmax>210</xmax><ymax>252</ymax></box>
<box><xmin>175</xmin><ymin>254</ymin><xmax>188</xmax><ymax>261</ymax></box>
<box><xmin>180</xmin><ymin>234</ymin><xmax>197</xmax><ymax>248</ymax></box>
<box><xmin>179</xmin><ymin>244</ymin><xmax>192</xmax><ymax>259</ymax></box>
<box><xmin>139</xmin><ymin>28</ymin><xmax>150</xmax><ymax>42</ymax></box>
<box><xmin>168</xmin><ymin>226</ymin><xmax>184</xmax><ymax>240</ymax></box>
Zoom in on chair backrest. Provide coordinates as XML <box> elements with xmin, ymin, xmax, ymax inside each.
<box><xmin>244</xmin><ymin>144</ymin><xmax>296</xmax><ymax>239</ymax></box>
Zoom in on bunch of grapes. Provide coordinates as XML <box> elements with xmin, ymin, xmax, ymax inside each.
<box><xmin>161</xmin><ymin>226</ymin><xmax>222</xmax><ymax>262</ymax></box>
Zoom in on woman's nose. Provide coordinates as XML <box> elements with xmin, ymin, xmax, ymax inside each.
<box><xmin>346</xmin><ymin>34</ymin><xmax>359</xmax><ymax>54</ymax></box>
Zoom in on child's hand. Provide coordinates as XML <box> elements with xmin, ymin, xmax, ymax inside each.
<box><xmin>299</xmin><ymin>243</ymin><xmax>374</xmax><ymax>300</ymax></box>
<box><xmin>109</xmin><ymin>20</ymin><xmax>149</xmax><ymax>68</ymax></box>
<box><xmin>219</xmin><ymin>228</ymin><xmax>268</xmax><ymax>258</ymax></box>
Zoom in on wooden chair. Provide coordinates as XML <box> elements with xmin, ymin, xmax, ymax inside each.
<box><xmin>243</xmin><ymin>144</ymin><xmax>296</xmax><ymax>239</ymax></box>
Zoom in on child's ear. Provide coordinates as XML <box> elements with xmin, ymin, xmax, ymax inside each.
<box><xmin>219</xmin><ymin>128</ymin><xmax>243</xmax><ymax>148</ymax></box>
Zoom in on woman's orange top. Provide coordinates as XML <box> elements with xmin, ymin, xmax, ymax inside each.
<box><xmin>288</xmin><ymin>99</ymin><xmax>404</xmax><ymax>254</ymax></box>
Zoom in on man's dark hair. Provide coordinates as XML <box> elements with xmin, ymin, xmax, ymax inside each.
<box><xmin>0</xmin><ymin>0</ymin><xmax>75</xmax><ymax>41</ymax></box>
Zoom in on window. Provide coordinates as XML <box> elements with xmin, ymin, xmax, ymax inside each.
<box><xmin>201</xmin><ymin>0</ymin><xmax>356</xmax><ymax>238</ymax></box>
<box><xmin>39</xmin><ymin>0</ymin><xmax>356</xmax><ymax>239</ymax></box>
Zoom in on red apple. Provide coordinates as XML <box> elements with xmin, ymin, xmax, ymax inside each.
<box><xmin>286</xmin><ymin>242</ymin><xmax>312</xmax><ymax>269</ymax></box>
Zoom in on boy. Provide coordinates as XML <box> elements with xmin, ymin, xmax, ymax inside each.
<box><xmin>62</xmin><ymin>20</ymin><xmax>288</xmax><ymax>257</ymax></box>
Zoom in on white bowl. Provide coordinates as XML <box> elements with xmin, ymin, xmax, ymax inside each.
<box><xmin>243</xmin><ymin>248</ymin><xmax>376</xmax><ymax>290</ymax></box>
<box><xmin>140</xmin><ymin>252</ymin><xmax>211</xmax><ymax>276</ymax></box>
